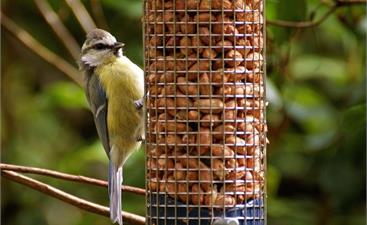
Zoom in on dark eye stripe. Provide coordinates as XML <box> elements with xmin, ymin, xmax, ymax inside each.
<box><xmin>93</xmin><ymin>43</ymin><xmax>110</xmax><ymax>50</ymax></box>
<box><xmin>81</xmin><ymin>43</ymin><xmax>112</xmax><ymax>54</ymax></box>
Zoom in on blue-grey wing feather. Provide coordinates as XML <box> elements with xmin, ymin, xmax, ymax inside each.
<box><xmin>86</xmin><ymin>73</ymin><xmax>110</xmax><ymax>155</ymax></box>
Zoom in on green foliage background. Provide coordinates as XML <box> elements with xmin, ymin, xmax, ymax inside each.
<box><xmin>1</xmin><ymin>0</ymin><xmax>365</xmax><ymax>225</ymax></box>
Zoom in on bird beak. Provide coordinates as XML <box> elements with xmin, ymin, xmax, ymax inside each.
<box><xmin>113</xmin><ymin>42</ymin><xmax>124</xmax><ymax>50</ymax></box>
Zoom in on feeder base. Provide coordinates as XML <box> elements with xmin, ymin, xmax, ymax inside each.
<box><xmin>147</xmin><ymin>194</ymin><xmax>265</xmax><ymax>225</ymax></box>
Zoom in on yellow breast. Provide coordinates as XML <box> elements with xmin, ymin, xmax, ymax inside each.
<box><xmin>96</xmin><ymin>56</ymin><xmax>144</xmax><ymax>159</ymax></box>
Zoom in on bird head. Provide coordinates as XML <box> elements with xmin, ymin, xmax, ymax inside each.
<box><xmin>80</xmin><ymin>29</ymin><xmax>124</xmax><ymax>68</ymax></box>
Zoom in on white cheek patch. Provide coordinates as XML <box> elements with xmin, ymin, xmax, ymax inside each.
<box><xmin>81</xmin><ymin>50</ymin><xmax>109</xmax><ymax>67</ymax></box>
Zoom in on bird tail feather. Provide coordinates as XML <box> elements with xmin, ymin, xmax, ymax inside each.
<box><xmin>108</xmin><ymin>161</ymin><xmax>123</xmax><ymax>225</ymax></box>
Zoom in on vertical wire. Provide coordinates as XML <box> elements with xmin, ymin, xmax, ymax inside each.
<box><xmin>153</xmin><ymin>1</ymin><xmax>159</xmax><ymax>223</ymax></box>
<box><xmin>197</xmin><ymin>0</ymin><xmax>202</xmax><ymax>224</ymax></box>
<box><xmin>172</xmin><ymin>0</ymin><xmax>178</xmax><ymax>224</ymax></box>
<box><xmin>143</xmin><ymin>0</ymin><xmax>152</xmax><ymax>223</ymax></box>
<box><xmin>262</xmin><ymin>0</ymin><xmax>267</xmax><ymax>223</ymax></box>
<box><xmin>243</xmin><ymin>3</ymin><xmax>248</xmax><ymax>223</ymax></box>
<box><xmin>162</xmin><ymin>1</ymin><xmax>168</xmax><ymax>224</ymax></box>
<box><xmin>242</xmin><ymin>2</ymin><xmax>248</xmax><ymax>223</ymax></box>
<box><xmin>219</xmin><ymin>0</ymin><xmax>225</xmax><ymax>222</ymax></box>
<box><xmin>185</xmin><ymin>2</ymin><xmax>190</xmax><ymax>223</ymax></box>
<box><xmin>184</xmin><ymin>1</ymin><xmax>190</xmax><ymax>224</ymax></box>
<box><xmin>208</xmin><ymin>0</ymin><xmax>214</xmax><ymax>222</ymax></box>
<box><xmin>143</xmin><ymin>1</ymin><xmax>149</xmax><ymax>223</ymax></box>
<box><xmin>251</xmin><ymin>1</ymin><xmax>255</xmax><ymax>223</ymax></box>
<box><xmin>259</xmin><ymin>0</ymin><xmax>267</xmax><ymax>224</ymax></box>
<box><xmin>232</xmin><ymin>0</ymin><xmax>237</xmax><ymax>220</ymax></box>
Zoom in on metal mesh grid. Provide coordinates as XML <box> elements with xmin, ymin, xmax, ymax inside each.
<box><xmin>144</xmin><ymin>0</ymin><xmax>266</xmax><ymax>224</ymax></box>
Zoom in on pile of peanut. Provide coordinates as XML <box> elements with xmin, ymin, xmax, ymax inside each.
<box><xmin>145</xmin><ymin>0</ymin><xmax>265</xmax><ymax>208</ymax></box>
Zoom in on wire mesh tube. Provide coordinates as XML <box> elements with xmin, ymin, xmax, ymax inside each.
<box><xmin>144</xmin><ymin>0</ymin><xmax>266</xmax><ymax>224</ymax></box>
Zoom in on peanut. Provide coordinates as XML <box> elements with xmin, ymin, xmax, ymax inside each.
<box><xmin>213</xmin><ymin>159</ymin><xmax>227</xmax><ymax>180</ymax></box>
<box><xmin>211</xmin><ymin>145</ymin><xmax>235</xmax><ymax>157</ymax></box>
<box><xmin>215</xmin><ymin>40</ymin><xmax>234</xmax><ymax>53</ymax></box>
<box><xmin>204</xmin><ymin>186</ymin><xmax>218</xmax><ymax>206</ymax></box>
<box><xmin>225</xmin><ymin>135</ymin><xmax>247</xmax><ymax>154</ymax></box>
<box><xmin>213</xmin><ymin>194</ymin><xmax>236</xmax><ymax>207</ymax></box>
<box><xmin>174</xmin><ymin>162</ymin><xmax>186</xmax><ymax>180</ymax></box>
<box><xmin>194</xmin><ymin>99</ymin><xmax>224</xmax><ymax>113</ymax></box>
<box><xmin>180</xmin><ymin>15</ymin><xmax>196</xmax><ymax>34</ymax></box>
<box><xmin>177</xmin><ymin>77</ymin><xmax>198</xmax><ymax>96</ymax></box>
<box><xmin>213</xmin><ymin>124</ymin><xmax>236</xmax><ymax>139</ymax></box>
<box><xmin>197</xmin><ymin>127</ymin><xmax>211</xmax><ymax>154</ymax></box>
<box><xmin>199</xmin><ymin>73</ymin><xmax>211</xmax><ymax>95</ymax></box>
<box><xmin>226</xmin><ymin>50</ymin><xmax>244</xmax><ymax>67</ymax></box>
<box><xmin>201</xmin><ymin>113</ymin><xmax>221</xmax><ymax>127</ymax></box>
<box><xmin>179</xmin><ymin>36</ymin><xmax>193</xmax><ymax>56</ymax></box>
<box><xmin>178</xmin><ymin>183</ymin><xmax>190</xmax><ymax>203</ymax></box>
<box><xmin>191</xmin><ymin>184</ymin><xmax>204</xmax><ymax>205</ymax></box>
<box><xmin>194</xmin><ymin>13</ymin><xmax>216</xmax><ymax>23</ymax></box>
<box><xmin>245</xmin><ymin>52</ymin><xmax>263</xmax><ymax>70</ymax></box>
<box><xmin>202</xmin><ymin>48</ymin><xmax>217</xmax><ymax>59</ymax></box>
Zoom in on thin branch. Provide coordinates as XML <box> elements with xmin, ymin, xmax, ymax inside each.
<box><xmin>0</xmin><ymin>12</ymin><xmax>83</xmax><ymax>86</ymax></box>
<box><xmin>34</xmin><ymin>0</ymin><xmax>80</xmax><ymax>61</ymax></box>
<box><xmin>2</xmin><ymin>170</ymin><xmax>145</xmax><ymax>225</ymax></box>
<box><xmin>90</xmin><ymin>0</ymin><xmax>110</xmax><ymax>31</ymax></box>
<box><xmin>267</xmin><ymin>5</ymin><xmax>338</xmax><ymax>28</ymax></box>
<box><xmin>267</xmin><ymin>0</ymin><xmax>366</xmax><ymax>28</ymax></box>
<box><xmin>336</xmin><ymin>0</ymin><xmax>366</xmax><ymax>4</ymax></box>
<box><xmin>0</xmin><ymin>163</ymin><xmax>146</xmax><ymax>196</ymax></box>
<box><xmin>64</xmin><ymin>0</ymin><xmax>96</xmax><ymax>33</ymax></box>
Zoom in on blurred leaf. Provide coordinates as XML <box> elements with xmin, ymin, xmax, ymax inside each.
<box><xmin>318</xmin><ymin>104</ymin><xmax>365</xmax><ymax>210</ymax></box>
<box><xmin>276</xmin><ymin>0</ymin><xmax>307</xmax><ymax>21</ymax></box>
<box><xmin>283</xmin><ymin>85</ymin><xmax>337</xmax><ymax>131</ymax></box>
<box><xmin>58</xmin><ymin>141</ymin><xmax>107</xmax><ymax>174</ymax></box>
<box><xmin>267</xmin><ymin>78</ymin><xmax>283</xmax><ymax>110</ymax></box>
<box><xmin>43</xmin><ymin>81</ymin><xmax>88</xmax><ymax>109</ymax></box>
<box><xmin>267</xmin><ymin>165</ymin><xmax>281</xmax><ymax>195</ymax></box>
<box><xmin>268</xmin><ymin>197</ymin><xmax>318</xmax><ymax>225</ymax></box>
<box><xmin>290</xmin><ymin>55</ymin><xmax>348</xmax><ymax>84</ymax></box>
<box><xmin>102</xmin><ymin>0</ymin><xmax>142</xmax><ymax>19</ymax></box>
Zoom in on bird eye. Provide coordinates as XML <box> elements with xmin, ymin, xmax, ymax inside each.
<box><xmin>94</xmin><ymin>43</ymin><xmax>107</xmax><ymax>50</ymax></box>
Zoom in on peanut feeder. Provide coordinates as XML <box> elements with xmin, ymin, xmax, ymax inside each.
<box><xmin>144</xmin><ymin>0</ymin><xmax>266</xmax><ymax>224</ymax></box>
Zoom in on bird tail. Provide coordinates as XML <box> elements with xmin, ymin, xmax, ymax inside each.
<box><xmin>108</xmin><ymin>161</ymin><xmax>123</xmax><ymax>225</ymax></box>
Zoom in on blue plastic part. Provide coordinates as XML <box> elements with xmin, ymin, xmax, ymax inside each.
<box><xmin>147</xmin><ymin>194</ymin><xmax>265</xmax><ymax>225</ymax></box>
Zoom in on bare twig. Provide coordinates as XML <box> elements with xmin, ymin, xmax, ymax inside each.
<box><xmin>267</xmin><ymin>0</ymin><xmax>366</xmax><ymax>28</ymax></box>
<box><xmin>34</xmin><ymin>0</ymin><xmax>80</xmax><ymax>61</ymax></box>
<box><xmin>0</xmin><ymin>163</ymin><xmax>146</xmax><ymax>196</ymax></box>
<box><xmin>91</xmin><ymin>0</ymin><xmax>110</xmax><ymax>31</ymax></box>
<box><xmin>0</xmin><ymin>12</ymin><xmax>83</xmax><ymax>86</ymax></box>
<box><xmin>336</xmin><ymin>0</ymin><xmax>366</xmax><ymax>4</ymax></box>
<box><xmin>64</xmin><ymin>0</ymin><xmax>96</xmax><ymax>33</ymax></box>
<box><xmin>1</xmin><ymin>170</ymin><xmax>145</xmax><ymax>225</ymax></box>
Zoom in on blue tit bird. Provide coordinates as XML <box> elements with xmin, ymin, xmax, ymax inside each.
<box><xmin>79</xmin><ymin>29</ymin><xmax>144</xmax><ymax>225</ymax></box>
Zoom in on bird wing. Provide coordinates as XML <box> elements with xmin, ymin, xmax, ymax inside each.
<box><xmin>86</xmin><ymin>72</ymin><xmax>110</xmax><ymax>156</ymax></box>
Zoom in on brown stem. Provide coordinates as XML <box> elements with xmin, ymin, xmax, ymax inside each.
<box><xmin>336</xmin><ymin>0</ymin><xmax>366</xmax><ymax>4</ymax></box>
<box><xmin>91</xmin><ymin>0</ymin><xmax>110</xmax><ymax>31</ymax></box>
<box><xmin>64</xmin><ymin>0</ymin><xmax>96</xmax><ymax>33</ymax></box>
<box><xmin>0</xmin><ymin>12</ymin><xmax>83</xmax><ymax>86</ymax></box>
<box><xmin>267</xmin><ymin>0</ymin><xmax>366</xmax><ymax>28</ymax></box>
<box><xmin>34</xmin><ymin>0</ymin><xmax>81</xmax><ymax>61</ymax></box>
<box><xmin>0</xmin><ymin>163</ymin><xmax>146</xmax><ymax>196</ymax></box>
<box><xmin>1</xmin><ymin>170</ymin><xmax>145</xmax><ymax>225</ymax></box>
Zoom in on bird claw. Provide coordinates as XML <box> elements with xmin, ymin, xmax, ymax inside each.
<box><xmin>136</xmin><ymin>135</ymin><xmax>145</xmax><ymax>142</ymax></box>
<box><xmin>134</xmin><ymin>99</ymin><xmax>143</xmax><ymax>111</ymax></box>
